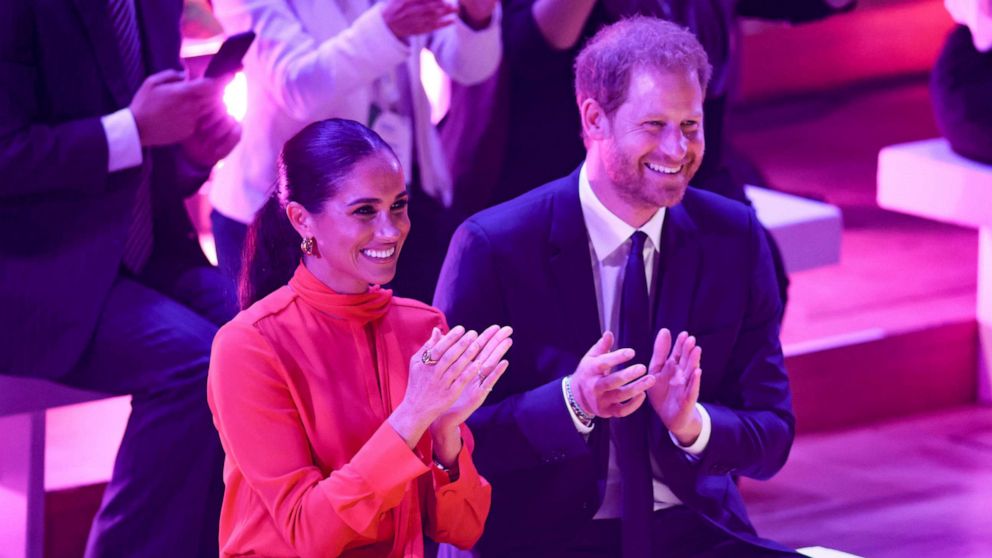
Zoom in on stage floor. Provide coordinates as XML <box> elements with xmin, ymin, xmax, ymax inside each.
<box><xmin>743</xmin><ymin>404</ymin><xmax>992</xmax><ymax>558</ymax></box>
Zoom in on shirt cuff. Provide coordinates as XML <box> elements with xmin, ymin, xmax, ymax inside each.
<box><xmin>101</xmin><ymin>108</ymin><xmax>143</xmax><ymax>172</ymax></box>
<box><xmin>562</xmin><ymin>378</ymin><xmax>594</xmax><ymax>435</ymax></box>
<box><xmin>669</xmin><ymin>403</ymin><xmax>711</xmax><ymax>457</ymax></box>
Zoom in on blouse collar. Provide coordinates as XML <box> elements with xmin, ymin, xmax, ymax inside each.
<box><xmin>289</xmin><ymin>263</ymin><xmax>392</xmax><ymax>323</ymax></box>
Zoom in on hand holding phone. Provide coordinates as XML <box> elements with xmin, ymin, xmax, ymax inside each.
<box><xmin>204</xmin><ymin>31</ymin><xmax>256</xmax><ymax>79</ymax></box>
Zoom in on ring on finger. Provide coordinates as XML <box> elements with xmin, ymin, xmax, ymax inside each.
<box><xmin>421</xmin><ymin>349</ymin><xmax>439</xmax><ymax>366</ymax></box>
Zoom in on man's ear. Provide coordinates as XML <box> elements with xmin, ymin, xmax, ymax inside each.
<box><xmin>579</xmin><ymin>98</ymin><xmax>610</xmax><ymax>141</ymax></box>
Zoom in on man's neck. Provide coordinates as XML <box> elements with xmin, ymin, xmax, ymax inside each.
<box><xmin>584</xmin><ymin>155</ymin><xmax>657</xmax><ymax>229</ymax></box>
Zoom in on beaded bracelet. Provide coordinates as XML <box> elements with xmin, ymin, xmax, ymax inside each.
<box><xmin>563</xmin><ymin>375</ymin><xmax>595</xmax><ymax>426</ymax></box>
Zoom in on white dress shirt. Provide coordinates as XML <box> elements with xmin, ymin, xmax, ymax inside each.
<box><xmin>101</xmin><ymin>108</ymin><xmax>142</xmax><ymax>172</ymax></box>
<box><xmin>564</xmin><ymin>164</ymin><xmax>712</xmax><ymax>518</ymax></box>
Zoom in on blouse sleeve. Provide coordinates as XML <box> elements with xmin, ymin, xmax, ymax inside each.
<box><xmin>208</xmin><ymin>321</ymin><xmax>431</xmax><ymax>558</ymax></box>
<box><xmin>423</xmin><ymin>424</ymin><xmax>492</xmax><ymax>549</ymax></box>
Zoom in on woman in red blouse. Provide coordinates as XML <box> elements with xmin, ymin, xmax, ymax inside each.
<box><xmin>208</xmin><ymin>118</ymin><xmax>511</xmax><ymax>557</ymax></box>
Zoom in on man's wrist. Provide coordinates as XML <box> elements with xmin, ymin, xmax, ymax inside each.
<box><xmin>102</xmin><ymin>108</ymin><xmax>143</xmax><ymax>172</ymax></box>
<box><xmin>563</xmin><ymin>375</ymin><xmax>594</xmax><ymax>427</ymax></box>
<box><xmin>671</xmin><ymin>407</ymin><xmax>703</xmax><ymax>447</ymax></box>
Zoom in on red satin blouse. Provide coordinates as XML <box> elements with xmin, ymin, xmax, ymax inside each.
<box><xmin>208</xmin><ymin>264</ymin><xmax>490</xmax><ymax>557</ymax></box>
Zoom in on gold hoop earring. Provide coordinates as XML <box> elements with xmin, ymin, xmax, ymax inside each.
<box><xmin>300</xmin><ymin>236</ymin><xmax>316</xmax><ymax>257</ymax></box>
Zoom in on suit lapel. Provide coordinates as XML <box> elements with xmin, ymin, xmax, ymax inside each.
<box><xmin>654</xmin><ymin>200</ymin><xmax>701</xmax><ymax>338</ymax></box>
<box><xmin>548</xmin><ymin>170</ymin><xmax>602</xmax><ymax>356</ymax></box>
<box><xmin>71</xmin><ymin>0</ymin><xmax>132</xmax><ymax>107</ymax></box>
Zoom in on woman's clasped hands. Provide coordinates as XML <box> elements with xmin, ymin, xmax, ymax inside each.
<box><xmin>388</xmin><ymin>324</ymin><xmax>512</xmax><ymax>467</ymax></box>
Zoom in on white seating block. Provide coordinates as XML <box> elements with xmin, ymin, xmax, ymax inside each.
<box><xmin>745</xmin><ymin>185</ymin><xmax>843</xmax><ymax>273</ymax></box>
<box><xmin>0</xmin><ymin>376</ymin><xmax>112</xmax><ymax>558</ymax></box>
<box><xmin>877</xmin><ymin>138</ymin><xmax>992</xmax><ymax>401</ymax></box>
<box><xmin>878</xmin><ymin>138</ymin><xmax>992</xmax><ymax>228</ymax></box>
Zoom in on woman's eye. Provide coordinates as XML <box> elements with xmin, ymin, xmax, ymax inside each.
<box><xmin>391</xmin><ymin>199</ymin><xmax>409</xmax><ymax>211</ymax></box>
<box><xmin>353</xmin><ymin>205</ymin><xmax>376</xmax><ymax>216</ymax></box>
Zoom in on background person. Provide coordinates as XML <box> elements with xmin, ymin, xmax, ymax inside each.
<box><xmin>209</xmin><ymin>0</ymin><xmax>502</xmax><ymax>303</ymax></box>
<box><xmin>0</xmin><ymin>0</ymin><xmax>240</xmax><ymax>555</ymax></box>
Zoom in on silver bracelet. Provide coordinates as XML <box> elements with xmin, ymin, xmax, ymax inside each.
<box><xmin>564</xmin><ymin>375</ymin><xmax>595</xmax><ymax>426</ymax></box>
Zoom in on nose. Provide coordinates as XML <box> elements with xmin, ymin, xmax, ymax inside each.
<box><xmin>660</xmin><ymin>127</ymin><xmax>688</xmax><ymax>162</ymax></box>
<box><xmin>375</xmin><ymin>212</ymin><xmax>403</xmax><ymax>242</ymax></box>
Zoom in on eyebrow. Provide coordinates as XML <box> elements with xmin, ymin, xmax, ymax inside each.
<box><xmin>345</xmin><ymin>191</ymin><xmax>409</xmax><ymax>207</ymax></box>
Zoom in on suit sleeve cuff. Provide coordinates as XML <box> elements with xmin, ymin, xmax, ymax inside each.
<box><xmin>101</xmin><ymin>108</ymin><xmax>143</xmax><ymax>172</ymax></box>
<box><xmin>669</xmin><ymin>403</ymin><xmax>711</xmax><ymax>457</ymax></box>
<box><xmin>561</xmin><ymin>378</ymin><xmax>594</xmax><ymax>435</ymax></box>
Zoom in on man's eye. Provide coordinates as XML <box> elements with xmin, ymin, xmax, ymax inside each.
<box><xmin>683</xmin><ymin>121</ymin><xmax>700</xmax><ymax>132</ymax></box>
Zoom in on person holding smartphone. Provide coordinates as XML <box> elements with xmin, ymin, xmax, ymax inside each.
<box><xmin>0</xmin><ymin>0</ymin><xmax>240</xmax><ymax>556</ymax></box>
<box><xmin>208</xmin><ymin>0</ymin><xmax>502</xmax><ymax>304</ymax></box>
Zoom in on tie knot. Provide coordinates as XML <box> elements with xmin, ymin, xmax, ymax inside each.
<box><xmin>630</xmin><ymin>231</ymin><xmax>648</xmax><ymax>253</ymax></box>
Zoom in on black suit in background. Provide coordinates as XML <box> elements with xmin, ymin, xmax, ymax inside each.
<box><xmin>0</xmin><ymin>0</ymin><xmax>234</xmax><ymax>555</ymax></box>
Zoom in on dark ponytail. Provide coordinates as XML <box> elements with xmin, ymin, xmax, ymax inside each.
<box><xmin>239</xmin><ymin>118</ymin><xmax>395</xmax><ymax>309</ymax></box>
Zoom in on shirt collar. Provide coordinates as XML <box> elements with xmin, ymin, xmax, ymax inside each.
<box><xmin>578</xmin><ymin>163</ymin><xmax>665</xmax><ymax>262</ymax></box>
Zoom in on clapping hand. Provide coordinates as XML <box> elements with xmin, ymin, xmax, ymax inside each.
<box><xmin>430</xmin><ymin>324</ymin><xmax>512</xmax><ymax>464</ymax></box>
<box><xmin>568</xmin><ymin>331</ymin><xmax>656</xmax><ymax>420</ymax></box>
<box><xmin>646</xmin><ymin>329</ymin><xmax>703</xmax><ymax>446</ymax></box>
<box><xmin>432</xmin><ymin>324</ymin><xmax>512</xmax><ymax>433</ymax></box>
<box><xmin>383</xmin><ymin>0</ymin><xmax>458</xmax><ymax>41</ymax></box>
<box><xmin>388</xmin><ymin>325</ymin><xmax>511</xmax><ymax>463</ymax></box>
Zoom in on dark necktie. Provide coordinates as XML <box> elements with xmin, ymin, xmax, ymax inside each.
<box><xmin>111</xmin><ymin>0</ymin><xmax>153</xmax><ymax>272</ymax></box>
<box><xmin>613</xmin><ymin>231</ymin><xmax>654</xmax><ymax>558</ymax></box>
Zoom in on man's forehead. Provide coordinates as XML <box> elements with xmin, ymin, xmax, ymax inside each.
<box><xmin>621</xmin><ymin>68</ymin><xmax>705</xmax><ymax>115</ymax></box>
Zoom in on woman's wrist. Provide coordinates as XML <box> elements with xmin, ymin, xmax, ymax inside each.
<box><xmin>430</xmin><ymin>420</ymin><xmax>462</xmax><ymax>467</ymax></box>
<box><xmin>387</xmin><ymin>402</ymin><xmax>431</xmax><ymax>449</ymax></box>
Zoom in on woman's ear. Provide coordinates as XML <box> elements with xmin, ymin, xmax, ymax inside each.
<box><xmin>285</xmin><ymin>201</ymin><xmax>310</xmax><ymax>239</ymax></box>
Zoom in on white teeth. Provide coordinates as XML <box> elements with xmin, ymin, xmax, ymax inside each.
<box><xmin>646</xmin><ymin>162</ymin><xmax>682</xmax><ymax>174</ymax></box>
<box><xmin>361</xmin><ymin>247</ymin><xmax>395</xmax><ymax>259</ymax></box>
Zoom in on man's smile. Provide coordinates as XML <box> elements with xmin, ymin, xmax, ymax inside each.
<box><xmin>644</xmin><ymin>161</ymin><xmax>683</xmax><ymax>175</ymax></box>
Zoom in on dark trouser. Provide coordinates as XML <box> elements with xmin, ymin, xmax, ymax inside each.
<box><xmin>210</xmin><ymin>208</ymin><xmax>249</xmax><ymax>287</ymax></box>
<box><xmin>500</xmin><ymin>507</ymin><xmax>800</xmax><ymax>558</ymax></box>
<box><xmin>59</xmin><ymin>263</ymin><xmax>236</xmax><ymax>558</ymax></box>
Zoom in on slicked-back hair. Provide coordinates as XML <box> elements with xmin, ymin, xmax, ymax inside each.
<box><xmin>574</xmin><ymin>16</ymin><xmax>712</xmax><ymax>117</ymax></box>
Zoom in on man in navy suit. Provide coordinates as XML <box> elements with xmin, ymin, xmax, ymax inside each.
<box><xmin>435</xmin><ymin>17</ymin><xmax>796</xmax><ymax>558</ymax></box>
<box><xmin>0</xmin><ymin>0</ymin><xmax>239</xmax><ymax>555</ymax></box>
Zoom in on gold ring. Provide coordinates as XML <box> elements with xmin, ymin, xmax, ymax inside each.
<box><xmin>421</xmin><ymin>349</ymin><xmax>438</xmax><ymax>366</ymax></box>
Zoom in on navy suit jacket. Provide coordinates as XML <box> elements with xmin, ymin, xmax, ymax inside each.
<box><xmin>0</xmin><ymin>0</ymin><xmax>210</xmax><ymax>379</ymax></box>
<box><xmin>435</xmin><ymin>168</ymin><xmax>795</xmax><ymax>554</ymax></box>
